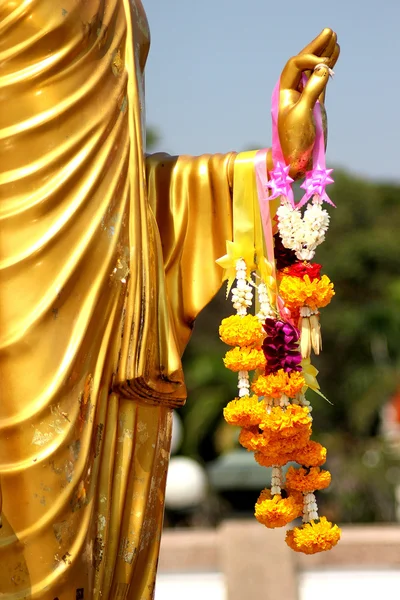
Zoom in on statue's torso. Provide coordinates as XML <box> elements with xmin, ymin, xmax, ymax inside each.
<box><xmin>0</xmin><ymin>2</ymin><xmax>158</xmax><ymax>598</ymax></box>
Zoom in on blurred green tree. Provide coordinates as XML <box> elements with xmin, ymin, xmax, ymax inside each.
<box><xmin>146</xmin><ymin>126</ymin><xmax>161</xmax><ymax>151</ymax></box>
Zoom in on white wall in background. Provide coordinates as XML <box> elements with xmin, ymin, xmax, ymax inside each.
<box><xmin>299</xmin><ymin>569</ymin><xmax>400</xmax><ymax>600</ymax></box>
<box><xmin>156</xmin><ymin>569</ymin><xmax>400</xmax><ymax>600</ymax></box>
<box><xmin>155</xmin><ymin>573</ymin><xmax>226</xmax><ymax>600</ymax></box>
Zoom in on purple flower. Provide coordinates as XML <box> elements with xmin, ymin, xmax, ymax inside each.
<box><xmin>262</xmin><ymin>319</ymin><xmax>302</xmax><ymax>375</ymax></box>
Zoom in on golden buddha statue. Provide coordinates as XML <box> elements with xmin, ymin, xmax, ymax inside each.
<box><xmin>0</xmin><ymin>1</ymin><xmax>339</xmax><ymax>598</ymax></box>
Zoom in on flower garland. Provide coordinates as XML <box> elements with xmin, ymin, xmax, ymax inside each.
<box><xmin>217</xmin><ymin>70</ymin><xmax>340</xmax><ymax>555</ymax></box>
<box><xmin>219</xmin><ymin>247</ymin><xmax>339</xmax><ymax>552</ymax></box>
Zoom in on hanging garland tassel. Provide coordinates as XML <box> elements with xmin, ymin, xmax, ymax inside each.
<box><xmin>217</xmin><ymin>69</ymin><xmax>340</xmax><ymax>555</ymax></box>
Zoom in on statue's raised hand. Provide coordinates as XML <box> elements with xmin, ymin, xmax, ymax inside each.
<box><xmin>276</xmin><ymin>28</ymin><xmax>340</xmax><ymax>179</ymax></box>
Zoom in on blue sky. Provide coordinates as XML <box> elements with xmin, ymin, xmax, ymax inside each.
<box><xmin>144</xmin><ymin>0</ymin><xmax>400</xmax><ymax>182</ymax></box>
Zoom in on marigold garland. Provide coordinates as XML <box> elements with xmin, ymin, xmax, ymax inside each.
<box><xmin>223</xmin><ymin>396</ymin><xmax>265</xmax><ymax>427</ymax></box>
<box><xmin>285</xmin><ymin>466</ymin><xmax>331</xmax><ymax>492</ymax></box>
<box><xmin>219</xmin><ymin>314</ymin><xmax>264</xmax><ymax>347</ymax></box>
<box><xmin>254</xmin><ymin>449</ymin><xmax>295</xmax><ymax>468</ymax></box>
<box><xmin>259</xmin><ymin>404</ymin><xmax>311</xmax><ymax>437</ymax></box>
<box><xmin>255</xmin><ymin>489</ymin><xmax>303</xmax><ymax>528</ymax></box>
<box><xmin>283</xmin><ymin>262</ymin><xmax>322</xmax><ymax>280</ymax></box>
<box><xmin>252</xmin><ymin>429</ymin><xmax>314</xmax><ymax>468</ymax></box>
<box><xmin>224</xmin><ymin>347</ymin><xmax>266</xmax><ymax>372</ymax></box>
<box><xmin>240</xmin><ymin>424</ymin><xmax>311</xmax><ymax>457</ymax></box>
<box><xmin>285</xmin><ymin>517</ymin><xmax>341</xmax><ymax>554</ymax></box>
<box><xmin>279</xmin><ymin>274</ymin><xmax>335</xmax><ymax>313</ymax></box>
<box><xmin>292</xmin><ymin>441</ymin><xmax>327</xmax><ymax>467</ymax></box>
<box><xmin>252</xmin><ymin>370</ymin><xmax>305</xmax><ymax>398</ymax></box>
<box><xmin>238</xmin><ymin>427</ymin><xmax>270</xmax><ymax>453</ymax></box>
<box><xmin>266</xmin><ymin>429</ymin><xmax>311</xmax><ymax>453</ymax></box>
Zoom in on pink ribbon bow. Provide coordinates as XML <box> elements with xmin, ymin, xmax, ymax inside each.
<box><xmin>298</xmin><ymin>73</ymin><xmax>335</xmax><ymax>208</ymax></box>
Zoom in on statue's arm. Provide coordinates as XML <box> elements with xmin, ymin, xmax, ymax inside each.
<box><xmin>144</xmin><ymin>28</ymin><xmax>340</xmax><ymax>353</ymax></box>
<box><xmin>146</xmin><ymin>151</ymin><xmax>235</xmax><ymax>353</ymax></box>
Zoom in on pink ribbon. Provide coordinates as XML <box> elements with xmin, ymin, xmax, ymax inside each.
<box><xmin>255</xmin><ymin>150</ymin><xmax>295</xmax><ymax>325</ymax></box>
<box><xmin>270</xmin><ymin>75</ymin><xmax>334</xmax><ymax>210</ymax></box>
<box><xmin>298</xmin><ymin>73</ymin><xmax>335</xmax><ymax>208</ymax></box>
<box><xmin>313</xmin><ymin>101</ymin><xmax>325</xmax><ymax>165</ymax></box>
<box><xmin>277</xmin><ymin>296</ymin><xmax>295</xmax><ymax>325</ymax></box>
<box><xmin>268</xmin><ymin>79</ymin><xmax>295</xmax><ymax>207</ymax></box>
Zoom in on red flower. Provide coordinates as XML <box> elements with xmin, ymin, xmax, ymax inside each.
<box><xmin>284</xmin><ymin>262</ymin><xmax>322</xmax><ymax>280</ymax></box>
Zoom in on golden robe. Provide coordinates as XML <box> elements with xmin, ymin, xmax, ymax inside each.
<box><xmin>0</xmin><ymin>1</ymin><xmax>234</xmax><ymax>598</ymax></box>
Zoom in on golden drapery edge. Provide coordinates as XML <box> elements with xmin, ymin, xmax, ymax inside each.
<box><xmin>0</xmin><ymin>0</ymin><xmax>236</xmax><ymax>597</ymax></box>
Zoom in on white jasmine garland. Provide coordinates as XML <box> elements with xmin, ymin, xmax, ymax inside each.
<box><xmin>279</xmin><ymin>394</ymin><xmax>290</xmax><ymax>408</ymax></box>
<box><xmin>277</xmin><ymin>198</ymin><xmax>330</xmax><ymax>261</ymax></box>
<box><xmin>256</xmin><ymin>282</ymin><xmax>275</xmax><ymax>321</ymax></box>
<box><xmin>231</xmin><ymin>259</ymin><xmax>253</xmax><ymax>316</ymax></box>
<box><xmin>303</xmin><ymin>492</ymin><xmax>319</xmax><ymax>522</ymax></box>
<box><xmin>232</xmin><ymin>261</ymin><xmax>254</xmax><ymax>395</ymax></box>
<box><xmin>271</xmin><ymin>466</ymin><xmax>283</xmax><ymax>496</ymax></box>
<box><xmin>238</xmin><ymin>373</ymin><xmax>250</xmax><ymax>398</ymax></box>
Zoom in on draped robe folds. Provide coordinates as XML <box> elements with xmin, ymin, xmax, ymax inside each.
<box><xmin>0</xmin><ymin>1</ymin><xmax>235</xmax><ymax>598</ymax></box>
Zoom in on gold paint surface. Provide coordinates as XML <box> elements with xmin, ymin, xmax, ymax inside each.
<box><xmin>0</xmin><ymin>1</ymin><xmax>233</xmax><ymax>597</ymax></box>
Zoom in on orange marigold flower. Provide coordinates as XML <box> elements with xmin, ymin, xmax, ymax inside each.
<box><xmin>239</xmin><ymin>427</ymin><xmax>270</xmax><ymax>453</ymax></box>
<box><xmin>285</xmin><ymin>466</ymin><xmax>331</xmax><ymax>492</ymax></box>
<box><xmin>252</xmin><ymin>370</ymin><xmax>305</xmax><ymax>399</ymax></box>
<box><xmin>219</xmin><ymin>315</ymin><xmax>264</xmax><ymax>347</ymax></box>
<box><xmin>267</xmin><ymin>428</ymin><xmax>311</xmax><ymax>453</ymax></box>
<box><xmin>255</xmin><ymin>489</ymin><xmax>303</xmax><ymax>529</ymax></box>
<box><xmin>253</xmin><ymin>430</ymin><xmax>312</xmax><ymax>468</ymax></box>
<box><xmin>223</xmin><ymin>347</ymin><xmax>266</xmax><ymax>372</ymax></box>
<box><xmin>279</xmin><ymin>274</ymin><xmax>335</xmax><ymax>312</ymax></box>
<box><xmin>254</xmin><ymin>450</ymin><xmax>293</xmax><ymax>468</ymax></box>
<box><xmin>285</xmin><ymin>517</ymin><xmax>341</xmax><ymax>554</ymax></box>
<box><xmin>223</xmin><ymin>396</ymin><xmax>265</xmax><ymax>428</ymax></box>
<box><xmin>259</xmin><ymin>405</ymin><xmax>312</xmax><ymax>438</ymax></box>
<box><xmin>293</xmin><ymin>441</ymin><xmax>327</xmax><ymax>467</ymax></box>
<box><xmin>239</xmin><ymin>405</ymin><xmax>312</xmax><ymax>459</ymax></box>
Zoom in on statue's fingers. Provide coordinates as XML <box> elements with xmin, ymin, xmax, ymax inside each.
<box><xmin>298</xmin><ymin>28</ymin><xmax>335</xmax><ymax>57</ymax></box>
<box><xmin>281</xmin><ymin>54</ymin><xmax>329</xmax><ymax>91</ymax></box>
<box><xmin>319</xmin><ymin>44</ymin><xmax>340</xmax><ymax>104</ymax></box>
<box><xmin>300</xmin><ymin>37</ymin><xmax>338</xmax><ymax>92</ymax></box>
<box><xmin>323</xmin><ymin>31</ymin><xmax>337</xmax><ymax>60</ymax></box>
<box><xmin>329</xmin><ymin>43</ymin><xmax>340</xmax><ymax>69</ymax></box>
<box><xmin>298</xmin><ymin>65</ymin><xmax>330</xmax><ymax>110</ymax></box>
